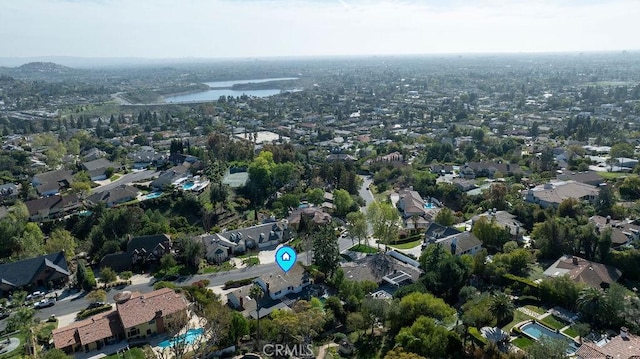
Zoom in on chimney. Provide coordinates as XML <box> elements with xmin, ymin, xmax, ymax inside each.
<box><xmin>606</xmin><ymin>215</ymin><xmax>611</xmax><ymax>225</ymax></box>
<box><xmin>155</xmin><ymin>310</ymin><xmax>162</xmax><ymax>318</ymax></box>
<box><xmin>572</xmin><ymin>257</ymin><xmax>579</xmax><ymax>265</ymax></box>
<box><xmin>239</xmin><ymin>296</ymin><xmax>244</xmax><ymax>308</ymax></box>
<box><xmin>621</xmin><ymin>327</ymin><xmax>629</xmax><ymax>340</ymax></box>
<box><xmin>266</xmin><ymin>283</ymin><xmax>270</xmax><ymax>294</ymax></box>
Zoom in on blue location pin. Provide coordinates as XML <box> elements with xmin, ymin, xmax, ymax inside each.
<box><xmin>275</xmin><ymin>246</ymin><xmax>297</xmax><ymax>273</ymax></box>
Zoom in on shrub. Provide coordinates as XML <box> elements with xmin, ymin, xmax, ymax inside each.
<box><xmin>77</xmin><ymin>304</ymin><xmax>112</xmax><ymax>320</ymax></box>
<box><xmin>223</xmin><ymin>278</ymin><xmax>256</xmax><ymax>290</ymax></box>
<box><xmin>119</xmin><ymin>271</ymin><xmax>133</xmax><ymax>280</ymax></box>
<box><xmin>153</xmin><ymin>281</ymin><xmax>178</xmax><ymax>290</ymax></box>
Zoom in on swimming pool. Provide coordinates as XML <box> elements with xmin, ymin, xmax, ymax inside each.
<box><xmin>182</xmin><ymin>182</ymin><xmax>195</xmax><ymax>190</ymax></box>
<box><xmin>424</xmin><ymin>203</ymin><xmax>436</xmax><ymax>209</ymax></box>
<box><xmin>158</xmin><ymin>328</ymin><xmax>203</xmax><ymax>348</ymax></box>
<box><xmin>143</xmin><ymin>192</ymin><xmax>163</xmax><ymax>200</ymax></box>
<box><xmin>520</xmin><ymin>321</ymin><xmax>579</xmax><ymax>354</ymax></box>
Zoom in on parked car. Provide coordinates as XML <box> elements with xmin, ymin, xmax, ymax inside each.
<box><xmin>26</xmin><ymin>291</ymin><xmax>45</xmax><ymax>301</ymax></box>
<box><xmin>34</xmin><ymin>298</ymin><xmax>55</xmax><ymax>309</ymax></box>
<box><xmin>0</xmin><ymin>310</ymin><xmax>9</xmax><ymax>320</ymax></box>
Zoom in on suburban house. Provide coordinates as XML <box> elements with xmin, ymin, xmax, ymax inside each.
<box><xmin>424</xmin><ymin>222</ymin><xmax>462</xmax><ymax>244</ymax></box>
<box><xmin>543</xmin><ymin>255</ymin><xmax>622</xmax><ymax>289</ymax></box>
<box><xmin>0</xmin><ymin>251</ymin><xmax>70</xmax><ymax>296</ymax></box>
<box><xmin>150</xmin><ymin>164</ymin><xmax>190</xmax><ymax>190</ymax></box>
<box><xmin>128</xmin><ymin>146</ymin><xmax>168</xmax><ymax>169</ymax></box>
<box><xmin>364</xmin><ymin>151</ymin><xmax>404</xmax><ymax>165</ymax></box>
<box><xmin>472</xmin><ymin>210</ymin><xmax>525</xmax><ymax>241</ymax></box>
<box><xmin>52</xmin><ymin>310</ymin><xmax>123</xmax><ymax>353</ymax></box>
<box><xmin>460</xmin><ymin>162</ymin><xmax>522</xmax><ymax>179</ymax></box>
<box><xmin>396</xmin><ymin>189</ymin><xmax>428</xmax><ymax>219</ymax></box>
<box><xmin>576</xmin><ymin>327</ymin><xmax>640</xmax><ymax>359</ymax></box>
<box><xmin>24</xmin><ymin>194</ymin><xmax>82</xmax><ymax>222</ymax></box>
<box><xmin>287</xmin><ymin>207</ymin><xmax>332</xmax><ymax>230</ymax></box>
<box><xmin>53</xmin><ymin>288</ymin><xmax>189</xmax><ymax>354</ymax></box>
<box><xmin>557</xmin><ymin>171</ymin><xmax>605</xmax><ymax>187</ymax></box>
<box><xmin>429</xmin><ymin>163</ymin><xmax>454</xmax><ymax>175</ymax></box>
<box><xmin>32</xmin><ymin>169</ymin><xmax>73</xmax><ymax>196</ymax></box>
<box><xmin>168</xmin><ymin>153</ymin><xmax>199</xmax><ymax>166</ymax></box>
<box><xmin>212</xmin><ymin>220</ymin><xmax>291</xmax><ymax>254</ymax></box>
<box><xmin>341</xmin><ymin>252</ymin><xmax>422</xmax><ymax>287</ymax></box>
<box><xmin>86</xmin><ymin>185</ymin><xmax>139</xmax><ymax>208</ymax></box>
<box><xmin>0</xmin><ymin>183</ymin><xmax>18</xmax><ymax>202</ymax></box>
<box><xmin>116</xmin><ymin>288</ymin><xmax>189</xmax><ymax>340</ymax></box>
<box><xmin>424</xmin><ymin>231</ymin><xmax>483</xmax><ymax>256</ymax></box>
<box><xmin>227</xmin><ymin>262</ymin><xmax>311</xmax><ymax>319</ymax></box>
<box><xmin>201</xmin><ymin>234</ymin><xmax>238</xmax><ymax>264</ymax></box>
<box><xmin>82</xmin><ymin>147</ymin><xmax>106</xmax><ymax>162</ymax></box>
<box><xmin>590</xmin><ymin>215</ymin><xmax>640</xmax><ymax>248</ymax></box>
<box><xmin>81</xmin><ymin>158</ymin><xmax>121</xmax><ymax>181</ymax></box>
<box><xmin>100</xmin><ymin>234</ymin><xmax>172</xmax><ymax>271</ymax></box>
<box><xmin>525</xmin><ymin>180</ymin><xmax>600</xmax><ymax>208</ymax></box>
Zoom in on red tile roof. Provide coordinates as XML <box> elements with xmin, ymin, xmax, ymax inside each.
<box><xmin>117</xmin><ymin>287</ymin><xmax>188</xmax><ymax>329</ymax></box>
<box><xmin>52</xmin><ymin>310</ymin><xmax>122</xmax><ymax>349</ymax></box>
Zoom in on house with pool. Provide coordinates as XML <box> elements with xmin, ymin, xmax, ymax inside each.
<box><xmin>52</xmin><ymin>288</ymin><xmax>189</xmax><ymax>354</ymax></box>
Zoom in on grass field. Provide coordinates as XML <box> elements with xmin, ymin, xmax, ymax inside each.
<box><xmin>0</xmin><ymin>332</ymin><xmax>27</xmax><ymax>359</ymax></box>
<box><xmin>102</xmin><ymin>348</ymin><xmax>146</xmax><ymax>359</ymax></box>
<box><xmin>350</xmin><ymin>244</ymin><xmax>379</xmax><ymax>253</ymax></box>
<box><xmin>540</xmin><ymin>315</ymin><xmax>567</xmax><ymax>330</ymax></box>
<box><xmin>598</xmin><ymin>172</ymin><xmax>633</xmax><ymax>180</ymax></box>
<box><xmin>524</xmin><ymin>305</ymin><xmax>546</xmax><ymax>315</ymax></box>
<box><xmin>389</xmin><ymin>239</ymin><xmax>422</xmax><ymax>250</ymax></box>
<box><xmin>512</xmin><ymin>336</ymin><xmax>535</xmax><ymax>349</ymax></box>
<box><xmin>501</xmin><ymin>310</ymin><xmax>534</xmax><ymax>332</ymax></box>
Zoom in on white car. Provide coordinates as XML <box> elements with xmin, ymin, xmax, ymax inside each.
<box><xmin>26</xmin><ymin>291</ymin><xmax>45</xmax><ymax>300</ymax></box>
<box><xmin>34</xmin><ymin>298</ymin><xmax>55</xmax><ymax>309</ymax></box>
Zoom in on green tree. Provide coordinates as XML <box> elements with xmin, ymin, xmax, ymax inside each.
<box><xmin>333</xmin><ymin>188</ymin><xmax>355</xmax><ymax>217</ymax></box>
<box><xmin>45</xmin><ymin>228</ymin><xmax>77</xmax><ymax>261</ymax></box>
<box><xmin>489</xmin><ymin>292</ymin><xmax>515</xmax><ymax>325</ymax></box>
<box><xmin>384</xmin><ymin>347</ymin><xmax>427</xmax><ymax>359</ymax></box>
<box><xmin>312</xmin><ymin>225</ymin><xmax>340</xmax><ymax>277</ymax></box>
<box><xmin>596</xmin><ymin>185</ymin><xmax>615</xmax><ymax>215</ymax></box>
<box><xmin>526</xmin><ymin>337</ymin><xmax>568</xmax><ymax>359</ymax></box>
<box><xmin>250</xmin><ymin>284</ymin><xmax>265</xmax><ymax>341</ymax></box>
<box><xmin>228</xmin><ymin>312</ymin><xmax>249</xmax><ymax>346</ymax></box>
<box><xmin>434</xmin><ymin>207</ymin><xmax>455</xmax><ymax>226</ymax></box>
<box><xmin>86</xmin><ymin>289</ymin><xmax>107</xmax><ymax>303</ymax></box>
<box><xmin>307</xmin><ymin>188</ymin><xmax>324</xmax><ymax>206</ymax></box>
<box><xmin>99</xmin><ymin>267</ymin><xmax>117</xmax><ymax>284</ymax></box>
<box><xmin>346</xmin><ymin>211</ymin><xmax>367</xmax><ymax>246</ymax></box>
<box><xmin>160</xmin><ymin>254</ymin><xmax>177</xmax><ymax>271</ymax></box>
<box><xmin>395</xmin><ymin>316</ymin><xmax>450</xmax><ymax>359</ymax></box>
<box><xmin>472</xmin><ymin>216</ymin><xmax>512</xmax><ymax>251</ymax></box>
<box><xmin>41</xmin><ymin>348</ymin><xmax>72</xmax><ymax>359</ymax></box>
<box><xmin>177</xmin><ymin>236</ymin><xmax>205</xmax><ymax>269</ymax></box>
<box><xmin>19</xmin><ymin>222</ymin><xmax>45</xmax><ymax>259</ymax></box>
<box><xmin>577</xmin><ymin>286</ymin><xmax>610</xmax><ymax>327</ymax></box>
<box><xmin>367</xmin><ymin>201</ymin><xmax>400</xmax><ymax>244</ymax></box>
<box><xmin>5</xmin><ymin>306</ymin><xmax>35</xmax><ymax>333</ymax></box>
<box><xmin>393</xmin><ymin>292</ymin><xmax>455</xmax><ymax>333</ymax></box>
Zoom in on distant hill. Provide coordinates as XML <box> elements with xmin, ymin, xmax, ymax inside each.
<box><xmin>16</xmin><ymin>62</ymin><xmax>73</xmax><ymax>73</ymax></box>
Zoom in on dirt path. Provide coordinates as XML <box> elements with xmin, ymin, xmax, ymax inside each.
<box><xmin>317</xmin><ymin>343</ymin><xmax>339</xmax><ymax>359</ymax></box>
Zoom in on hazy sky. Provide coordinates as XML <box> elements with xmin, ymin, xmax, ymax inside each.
<box><xmin>1</xmin><ymin>0</ymin><xmax>638</xmax><ymax>59</ymax></box>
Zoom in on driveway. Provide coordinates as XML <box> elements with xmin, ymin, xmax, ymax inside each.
<box><xmin>91</xmin><ymin>169</ymin><xmax>158</xmax><ymax>193</ymax></box>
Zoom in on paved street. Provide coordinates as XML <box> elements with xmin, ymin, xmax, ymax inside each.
<box><xmin>91</xmin><ymin>169</ymin><xmax>158</xmax><ymax>193</ymax></box>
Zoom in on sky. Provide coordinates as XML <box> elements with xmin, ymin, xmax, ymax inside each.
<box><xmin>1</xmin><ymin>0</ymin><xmax>638</xmax><ymax>59</ymax></box>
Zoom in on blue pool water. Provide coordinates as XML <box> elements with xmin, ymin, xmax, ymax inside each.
<box><xmin>182</xmin><ymin>182</ymin><xmax>195</xmax><ymax>190</ymax></box>
<box><xmin>298</xmin><ymin>203</ymin><xmax>310</xmax><ymax>208</ymax></box>
<box><xmin>158</xmin><ymin>328</ymin><xmax>203</xmax><ymax>348</ymax></box>
<box><xmin>520</xmin><ymin>321</ymin><xmax>579</xmax><ymax>354</ymax></box>
<box><xmin>144</xmin><ymin>192</ymin><xmax>163</xmax><ymax>200</ymax></box>
<box><xmin>424</xmin><ymin>203</ymin><xmax>436</xmax><ymax>209</ymax></box>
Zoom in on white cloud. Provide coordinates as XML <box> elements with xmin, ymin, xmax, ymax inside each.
<box><xmin>0</xmin><ymin>0</ymin><xmax>638</xmax><ymax>58</ymax></box>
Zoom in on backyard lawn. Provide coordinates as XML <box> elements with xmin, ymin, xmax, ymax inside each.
<box><xmin>512</xmin><ymin>336</ymin><xmax>535</xmax><ymax>349</ymax></box>
<box><xmin>350</xmin><ymin>244</ymin><xmax>379</xmax><ymax>253</ymax></box>
<box><xmin>389</xmin><ymin>239</ymin><xmax>422</xmax><ymax>250</ymax></box>
<box><xmin>0</xmin><ymin>332</ymin><xmax>27</xmax><ymax>359</ymax></box>
<box><xmin>102</xmin><ymin>348</ymin><xmax>146</xmax><ymax>359</ymax></box>
<box><xmin>501</xmin><ymin>310</ymin><xmax>534</xmax><ymax>332</ymax></box>
<box><xmin>524</xmin><ymin>305</ymin><xmax>546</xmax><ymax>315</ymax></box>
<box><xmin>563</xmin><ymin>325</ymin><xmax>580</xmax><ymax>338</ymax></box>
<box><xmin>540</xmin><ymin>315</ymin><xmax>567</xmax><ymax>330</ymax></box>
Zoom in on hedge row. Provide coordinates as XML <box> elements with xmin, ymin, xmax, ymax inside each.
<box><xmin>503</xmin><ymin>273</ymin><xmax>539</xmax><ymax>289</ymax></box>
<box><xmin>223</xmin><ymin>277</ymin><xmax>256</xmax><ymax>290</ymax></box>
<box><xmin>468</xmin><ymin>327</ymin><xmax>488</xmax><ymax>347</ymax></box>
<box><xmin>77</xmin><ymin>304</ymin><xmax>113</xmax><ymax>320</ymax></box>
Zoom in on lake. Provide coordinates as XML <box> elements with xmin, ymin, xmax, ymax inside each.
<box><xmin>163</xmin><ymin>77</ymin><xmax>299</xmax><ymax>103</ymax></box>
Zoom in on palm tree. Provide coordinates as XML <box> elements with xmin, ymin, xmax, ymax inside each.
<box><xmin>489</xmin><ymin>292</ymin><xmax>515</xmax><ymax>326</ymax></box>
<box><xmin>577</xmin><ymin>286</ymin><xmax>610</xmax><ymax>327</ymax></box>
<box><xmin>249</xmin><ymin>284</ymin><xmax>265</xmax><ymax>343</ymax></box>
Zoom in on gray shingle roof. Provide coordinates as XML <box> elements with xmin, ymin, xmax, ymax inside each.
<box><xmin>0</xmin><ymin>251</ymin><xmax>70</xmax><ymax>289</ymax></box>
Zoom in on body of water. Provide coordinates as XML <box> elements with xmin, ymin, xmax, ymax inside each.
<box><xmin>164</xmin><ymin>77</ymin><xmax>300</xmax><ymax>103</ymax></box>
<box><xmin>520</xmin><ymin>321</ymin><xmax>579</xmax><ymax>354</ymax></box>
<box><xmin>158</xmin><ymin>328</ymin><xmax>204</xmax><ymax>348</ymax></box>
